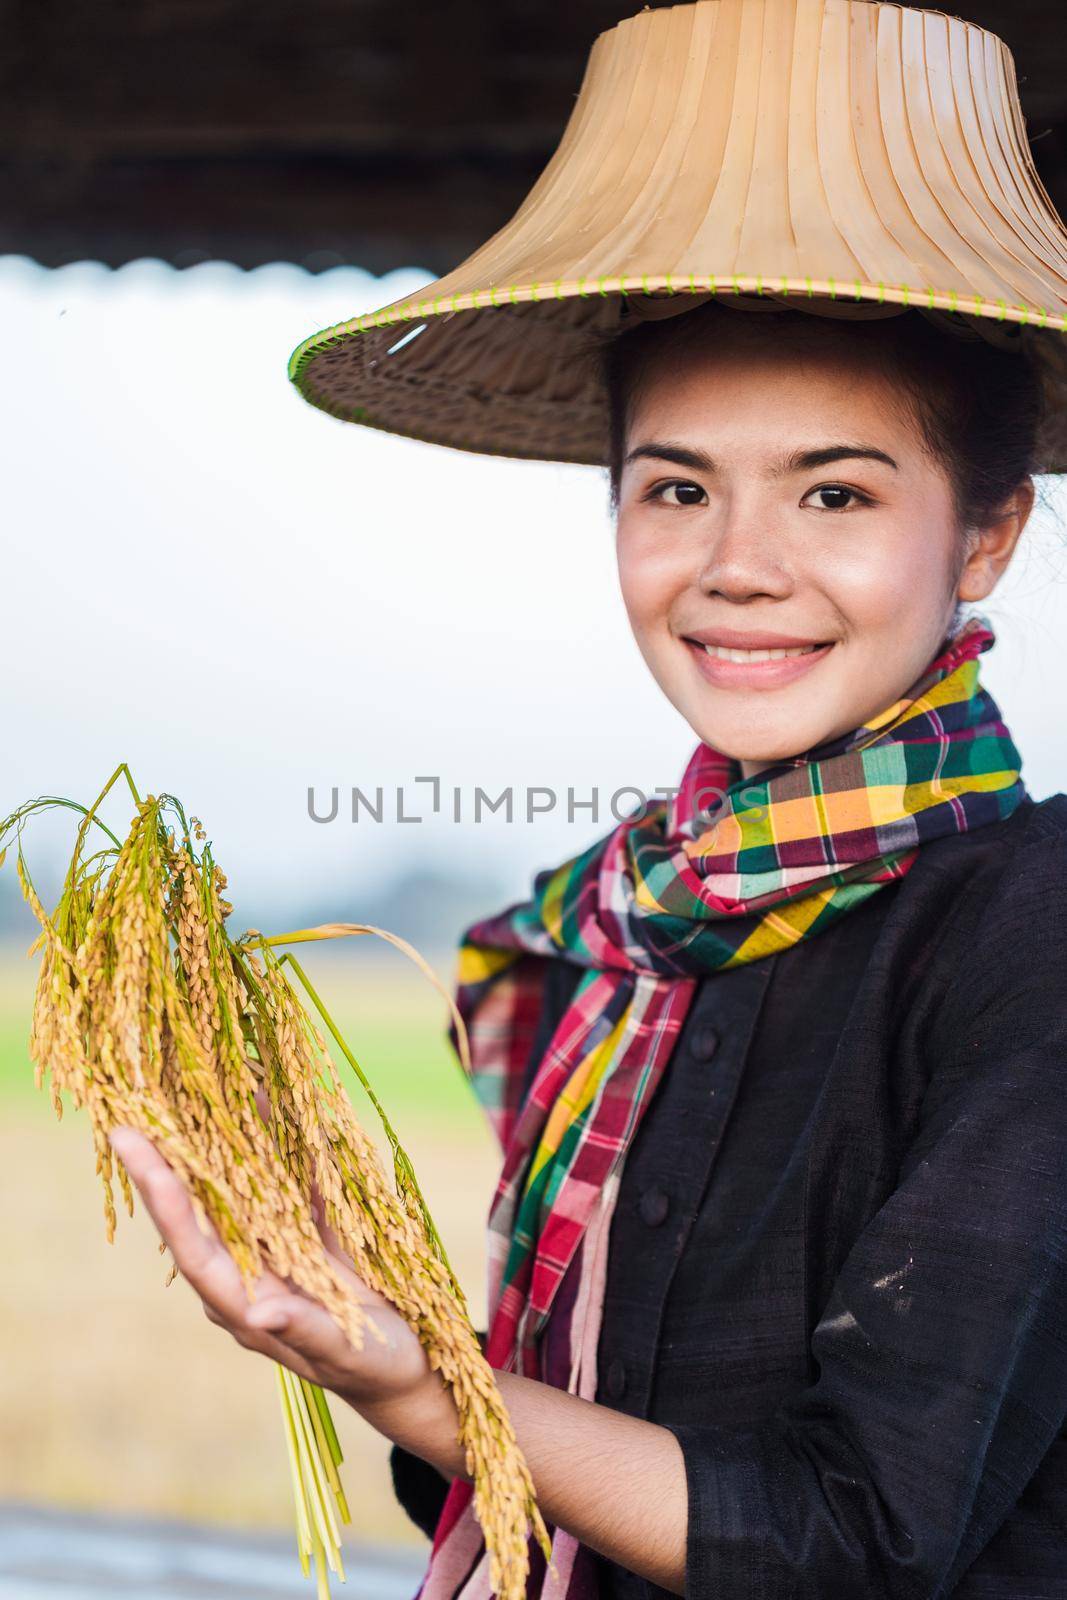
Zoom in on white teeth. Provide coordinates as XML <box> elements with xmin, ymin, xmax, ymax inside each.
<box><xmin>703</xmin><ymin>643</ymin><xmax>819</xmax><ymax>662</ymax></box>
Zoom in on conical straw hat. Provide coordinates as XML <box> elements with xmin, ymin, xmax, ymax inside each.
<box><xmin>288</xmin><ymin>0</ymin><xmax>1067</xmax><ymax>472</ymax></box>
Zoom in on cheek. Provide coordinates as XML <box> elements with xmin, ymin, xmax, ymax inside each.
<box><xmin>615</xmin><ymin>520</ymin><xmax>689</xmax><ymax>635</ymax></box>
<box><xmin>819</xmin><ymin>516</ymin><xmax>957</xmax><ymax>635</ymax></box>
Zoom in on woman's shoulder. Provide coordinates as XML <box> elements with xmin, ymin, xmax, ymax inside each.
<box><xmin>917</xmin><ymin>791</ymin><xmax>1067</xmax><ymax>956</ymax></box>
<box><xmin>1013</xmin><ymin>789</ymin><xmax>1067</xmax><ymax>847</ymax></box>
<box><xmin>968</xmin><ymin>789</ymin><xmax>1067</xmax><ymax>895</ymax></box>
<box><xmin>917</xmin><ymin>790</ymin><xmax>1067</xmax><ymax>911</ymax></box>
<box><xmin>915</xmin><ymin>792</ymin><xmax>1067</xmax><ymax>1055</ymax></box>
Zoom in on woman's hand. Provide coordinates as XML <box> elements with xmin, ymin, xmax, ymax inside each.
<box><xmin>107</xmin><ymin>1124</ymin><xmax>442</xmax><ymax>1416</ymax></box>
<box><xmin>108</xmin><ymin>1129</ymin><xmax>690</xmax><ymax>1585</ymax></box>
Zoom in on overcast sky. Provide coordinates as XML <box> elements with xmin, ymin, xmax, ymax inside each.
<box><xmin>4</xmin><ymin>256</ymin><xmax>1067</xmax><ymax>929</ymax></box>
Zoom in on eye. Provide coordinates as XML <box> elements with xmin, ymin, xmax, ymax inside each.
<box><xmin>801</xmin><ymin>483</ymin><xmax>875</xmax><ymax>511</ymax></box>
<box><xmin>646</xmin><ymin>479</ymin><xmax>708</xmax><ymax>508</ymax></box>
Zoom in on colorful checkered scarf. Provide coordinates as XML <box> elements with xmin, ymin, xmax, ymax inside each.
<box><xmin>417</xmin><ymin>611</ymin><xmax>1027</xmax><ymax>1600</ymax></box>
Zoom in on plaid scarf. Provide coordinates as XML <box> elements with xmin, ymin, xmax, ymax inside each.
<box><xmin>417</xmin><ymin>611</ymin><xmax>1027</xmax><ymax>1600</ymax></box>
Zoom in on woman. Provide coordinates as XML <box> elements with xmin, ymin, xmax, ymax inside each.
<box><xmin>114</xmin><ymin>297</ymin><xmax>1067</xmax><ymax>1597</ymax></box>
<box><xmin>112</xmin><ymin>1</ymin><xmax>1067</xmax><ymax>1596</ymax></box>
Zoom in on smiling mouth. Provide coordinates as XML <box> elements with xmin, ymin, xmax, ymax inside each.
<box><xmin>682</xmin><ymin>636</ymin><xmax>836</xmax><ymax>686</ymax></box>
<box><xmin>698</xmin><ymin>642</ymin><xmax>825</xmax><ymax>662</ymax></box>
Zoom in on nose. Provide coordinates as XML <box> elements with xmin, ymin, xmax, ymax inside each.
<box><xmin>696</xmin><ymin>509</ymin><xmax>793</xmax><ymax>603</ymax></box>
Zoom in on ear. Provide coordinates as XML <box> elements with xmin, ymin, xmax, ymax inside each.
<box><xmin>956</xmin><ymin>479</ymin><xmax>1036</xmax><ymax>603</ymax></box>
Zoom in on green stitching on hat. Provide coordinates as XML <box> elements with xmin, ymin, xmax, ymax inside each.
<box><xmin>287</xmin><ymin>271</ymin><xmax>1067</xmax><ymax>421</ymax></box>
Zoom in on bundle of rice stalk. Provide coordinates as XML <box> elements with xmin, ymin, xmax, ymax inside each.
<box><xmin>0</xmin><ymin>762</ymin><xmax>551</xmax><ymax>1600</ymax></box>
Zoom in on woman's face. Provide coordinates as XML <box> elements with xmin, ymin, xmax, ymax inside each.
<box><xmin>614</xmin><ymin>327</ymin><xmax>1030</xmax><ymax>778</ymax></box>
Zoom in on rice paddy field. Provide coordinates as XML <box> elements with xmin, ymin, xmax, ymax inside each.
<box><xmin>0</xmin><ymin>939</ymin><xmax>501</xmax><ymax>1550</ymax></box>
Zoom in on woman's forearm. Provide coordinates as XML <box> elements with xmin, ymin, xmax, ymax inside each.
<box><xmin>352</xmin><ymin>1370</ymin><xmax>688</xmax><ymax>1594</ymax></box>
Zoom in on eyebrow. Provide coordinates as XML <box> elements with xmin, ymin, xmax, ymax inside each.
<box><xmin>627</xmin><ymin>441</ymin><xmax>716</xmax><ymax>470</ymax></box>
<box><xmin>796</xmin><ymin>444</ymin><xmax>899</xmax><ymax>472</ymax></box>
<box><xmin>623</xmin><ymin>441</ymin><xmax>900</xmax><ymax>474</ymax></box>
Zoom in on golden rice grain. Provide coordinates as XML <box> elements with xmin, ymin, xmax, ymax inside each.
<box><xmin>0</xmin><ymin>764</ymin><xmax>551</xmax><ymax>1599</ymax></box>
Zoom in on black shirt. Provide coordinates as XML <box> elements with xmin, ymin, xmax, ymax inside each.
<box><xmin>390</xmin><ymin>791</ymin><xmax>1067</xmax><ymax>1597</ymax></box>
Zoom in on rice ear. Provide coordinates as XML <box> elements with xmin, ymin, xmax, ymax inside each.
<box><xmin>0</xmin><ymin>769</ymin><xmax>548</xmax><ymax>1599</ymax></box>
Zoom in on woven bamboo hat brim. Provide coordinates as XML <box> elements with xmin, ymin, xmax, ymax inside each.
<box><xmin>288</xmin><ymin>0</ymin><xmax>1067</xmax><ymax>473</ymax></box>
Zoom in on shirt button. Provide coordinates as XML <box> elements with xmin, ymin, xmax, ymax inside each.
<box><xmin>639</xmin><ymin>1186</ymin><xmax>671</xmax><ymax>1227</ymax></box>
<box><xmin>689</xmin><ymin>1022</ymin><xmax>720</xmax><ymax>1061</ymax></box>
<box><xmin>604</xmin><ymin>1358</ymin><xmax>628</xmax><ymax>1401</ymax></box>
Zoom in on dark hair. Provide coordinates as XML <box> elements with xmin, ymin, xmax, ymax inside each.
<box><xmin>583</xmin><ymin>302</ymin><xmax>1045</xmax><ymax>541</ymax></box>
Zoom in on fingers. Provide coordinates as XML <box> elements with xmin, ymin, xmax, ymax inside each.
<box><xmin>109</xmin><ymin>1126</ymin><xmax>412</xmax><ymax>1401</ymax></box>
<box><xmin>252</xmin><ymin>1092</ymin><xmax>349</xmax><ymax>1270</ymax></box>
<box><xmin>304</xmin><ymin>1173</ymin><xmax>397</xmax><ymax>1313</ymax></box>
<box><xmin>310</xmin><ymin>1178</ymin><xmax>348</xmax><ymax>1259</ymax></box>
<box><xmin>247</xmin><ymin>1086</ymin><xmax>388</xmax><ymax>1310</ymax></box>
<box><xmin>108</xmin><ymin>1126</ymin><xmax>385</xmax><ymax>1384</ymax></box>
<box><xmin>109</xmin><ymin>1127</ymin><xmax>286</xmax><ymax>1329</ymax></box>
<box><xmin>246</xmin><ymin>1287</ymin><xmax>385</xmax><ymax>1359</ymax></box>
<box><xmin>110</xmin><ymin>1128</ymin><xmax>220</xmax><ymax>1277</ymax></box>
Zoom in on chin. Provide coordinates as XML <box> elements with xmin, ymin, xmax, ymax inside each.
<box><xmin>685</xmin><ymin>712</ymin><xmax>816</xmax><ymax>767</ymax></box>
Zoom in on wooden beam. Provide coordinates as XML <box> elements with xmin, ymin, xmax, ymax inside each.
<box><xmin>5</xmin><ymin>0</ymin><xmax>1067</xmax><ymax>271</ymax></box>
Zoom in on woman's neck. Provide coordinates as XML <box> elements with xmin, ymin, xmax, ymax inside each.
<box><xmin>738</xmin><ymin>757</ymin><xmax>782</xmax><ymax>782</ymax></box>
